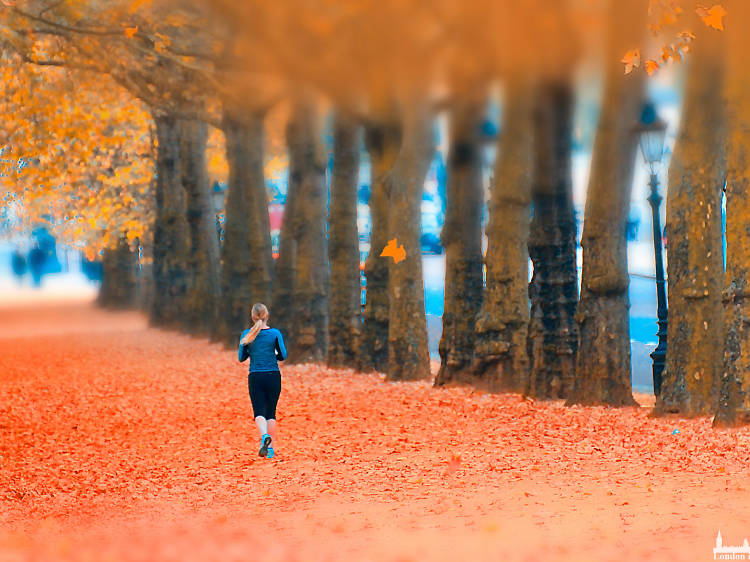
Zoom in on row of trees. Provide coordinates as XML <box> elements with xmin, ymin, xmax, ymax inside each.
<box><xmin>2</xmin><ymin>0</ymin><xmax>749</xmax><ymax>426</ymax></box>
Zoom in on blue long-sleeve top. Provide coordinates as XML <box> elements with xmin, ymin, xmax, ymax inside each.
<box><xmin>238</xmin><ymin>327</ymin><xmax>287</xmax><ymax>372</ymax></box>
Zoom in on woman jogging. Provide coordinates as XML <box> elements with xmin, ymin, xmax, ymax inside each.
<box><xmin>238</xmin><ymin>303</ymin><xmax>287</xmax><ymax>458</ymax></box>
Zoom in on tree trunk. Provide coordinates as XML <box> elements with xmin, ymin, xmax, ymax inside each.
<box><xmin>99</xmin><ymin>236</ymin><xmax>137</xmax><ymax>309</ymax></box>
<box><xmin>135</xmin><ymin>239</ymin><xmax>154</xmax><ymax>314</ymax></box>
<box><xmin>526</xmin><ymin>80</ymin><xmax>578</xmax><ymax>400</ymax></box>
<box><xmin>151</xmin><ymin>114</ymin><xmax>190</xmax><ymax>327</ymax></box>
<box><xmin>179</xmin><ymin>118</ymin><xmax>221</xmax><ymax>335</ymax></box>
<box><xmin>655</xmin><ymin>29</ymin><xmax>725</xmax><ymax>416</ymax></box>
<box><xmin>385</xmin><ymin>101</ymin><xmax>434</xmax><ymax>381</ymax></box>
<box><xmin>285</xmin><ymin>98</ymin><xmax>330</xmax><ymax>363</ymax></box>
<box><xmin>272</xmin><ymin>136</ymin><xmax>300</xmax><ymax>342</ymax></box>
<box><xmin>359</xmin><ymin>121</ymin><xmax>400</xmax><ymax>373</ymax></box>
<box><xmin>567</xmin><ymin>0</ymin><xmax>646</xmax><ymax>407</ymax></box>
<box><xmin>434</xmin><ymin>98</ymin><xmax>486</xmax><ymax>387</ymax></box>
<box><xmin>715</xmin><ymin>0</ymin><xmax>750</xmax><ymax>427</ymax></box>
<box><xmin>328</xmin><ymin>111</ymin><xmax>363</xmax><ymax>368</ymax></box>
<box><xmin>473</xmin><ymin>79</ymin><xmax>534</xmax><ymax>393</ymax></box>
<box><xmin>218</xmin><ymin>107</ymin><xmax>273</xmax><ymax>346</ymax></box>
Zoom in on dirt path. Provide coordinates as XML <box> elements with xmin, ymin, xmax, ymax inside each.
<box><xmin>2</xmin><ymin>301</ymin><xmax>750</xmax><ymax>561</ymax></box>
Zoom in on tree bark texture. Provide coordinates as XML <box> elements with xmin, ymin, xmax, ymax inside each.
<box><xmin>284</xmin><ymin>98</ymin><xmax>330</xmax><ymax>363</ymax></box>
<box><xmin>385</xmin><ymin>101</ymin><xmax>434</xmax><ymax>381</ymax></box>
<box><xmin>567</xmin><ymin>0</ymin><xmax>647</xmax><ymax>407</ymax></box>
<box><xmin>359</xmin><ymin>122</ymin><xmax>401</xmax><ymax>373</ymax></box>
<box><xmin>526</xmin><ymin>80</ymin><xmax>578</xmax><ymax>400</ymax></box>
<box><xmin>434</xmin><ymin>98</ymin><xmax>486</xmax><ymax>388</ymax></box>
<box><xmin>656</xmin><ymin>28</ymin><xmax>726</xmax><ymax>416</ymax></box>
<box><xmin>272</xmin><ymin>122</ymin><xmax>301</xmax><ymax>344</ymax></box>
<box><xmin>218</xmin><ymin>107</ymin><xmax>273</xmax><ymax>346</ymax></box>
<box><xmin>99</xmin><ymin>236</ymin><xmax>137</xmax><ymax>309</ymax></box>
<box><xmin>179</xmin><ymin>118</ymin><xmax>221</xmax><ymax>335</ymax></box>
<box><xmin>136</xmin><ymin>239</ymin><xmax>154</xmax><ymax>314</ymax></box>
<box><xmin>327</xmin><ymin>111</ymin><xmax>363</xmax><ymax>368</ymax></box>
<box><xmin>473</xmin><ymin>79</ymin><xmax>534</xmax><ymax>393</ymax></box>
<box><xmin>151</xmin><ymin>114</ymin><xmax>190</xmax><ymax>327</ymax></box>
<box><xmin>715</xmin><ymin>0</ymin><xmax>750</xmax><ymax>427</ymax></box>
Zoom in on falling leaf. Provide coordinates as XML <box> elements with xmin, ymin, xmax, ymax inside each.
<box><xmin>696</xmin><ymin>4</ymin><xmax>727</xmax><ymax>31</ymax></box>
<box><xmin>677</xmin><ymin>30</ymin><xmax>696</xmax><ymax>41</ymax></box>
<box><xmin>621</xmin><ymin>49</ymin><xmax>641</xmax><ymax>74</ymax></box>
<box><xmin>645</xmin><ymin>59</ymin><xmax>660</xmax><ymax>76</ymax></box>
<box><xmin>380</xmin><ymin>238</ymin><xmax>406</xmax><ymax>264</ymax></box>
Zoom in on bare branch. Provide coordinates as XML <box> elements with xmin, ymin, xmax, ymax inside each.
<box><xmin>38</xmin><ymin>0</ymin><xmax>65</xmax><ymax>18</ymax></box>
<box><xmin>12</xmin><ymin>7</ymin><xmax>125</xmax><ymax>36</ymax></box>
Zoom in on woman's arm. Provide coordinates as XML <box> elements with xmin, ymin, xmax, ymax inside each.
<box><xmin>274</xmin><ymin>330</ymin><xmax>288</xmax><ymax>361</ymax></box>
<box><xmin>238</xmin><ymin>331</ymin><xmax>250</xmax><ymax>362</ymax></box>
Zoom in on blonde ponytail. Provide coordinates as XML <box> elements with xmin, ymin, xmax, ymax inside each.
<box><xmin>244</xmin><ymin>303</ymin><xmax>269</xmax><ymax>344</ymax></box>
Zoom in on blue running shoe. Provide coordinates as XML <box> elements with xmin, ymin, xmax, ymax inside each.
<box><xmin>258</xmin><ymin>434</ymin><xmax>272</xmax><ymax>457</ymax></box>
<box><xmin>266</xmin><ymin>443</ymin><xmax>275</xmax><ymax>459</ymax></box>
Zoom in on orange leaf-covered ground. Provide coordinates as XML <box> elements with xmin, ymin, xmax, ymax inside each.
<box><xmin>2</xmin><ymin>300</ymin><xmax>750</xmax><ymax>561</ymax></box>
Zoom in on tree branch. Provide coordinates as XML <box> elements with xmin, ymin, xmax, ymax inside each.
<box><xmin>12</xmin><ymin>7</ymin><xmax>125</xmax><ymax>36</ymax></box>
<box><xmin>38</xmin><ymin>0</ymin><xmax>65</xmax><ymax>18</ymax></box>
<box><xmin>19</xmin><ymin>53</ymin><xmax>105</xmax><ymax>73</ymax></box>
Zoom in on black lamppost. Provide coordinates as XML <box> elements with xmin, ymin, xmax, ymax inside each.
<box><xmin>634</xmin><ymin>102</ymin><xmax>668</xmax><ymax>397</ymax></box>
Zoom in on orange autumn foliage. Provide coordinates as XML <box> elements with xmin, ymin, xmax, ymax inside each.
<box><xmin>2</xmin><ymin>303</ymin><xmax>750</xmax><ymax>560</ymax></box>
<box><xmin>625</xmin><ymin>1</ymin><xmax>726</xmax><ymax>74</ymax></box>
<box><xmin>0</xmin><ymin>49</ymin><xmax>154</xmax><ymax>258</ymax></box>
<box><xmin>621</xmin><ymin>49</ymin><xmax>641</xmax><ymax>73</ymax></box>
<box><xmin>696</xmin><ymin>3</ymin><xmax>727</xmax><ymax>30</ymax></box>
<box><xmin>0</xmin><ymin>0</ymin><xmax>733</xmax><ymax>268</ymax></box>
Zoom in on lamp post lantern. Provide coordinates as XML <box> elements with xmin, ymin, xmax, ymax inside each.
<box><xmin>634</xmin><ymin>102</ymin><xmax>668</xmax><ymax>397</ymax></box>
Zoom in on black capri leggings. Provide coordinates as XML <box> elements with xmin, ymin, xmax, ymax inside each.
<box><xmin>248</xmin><ymin>370</ymin><xmax>281</xmax><ymax>420</ymax></box>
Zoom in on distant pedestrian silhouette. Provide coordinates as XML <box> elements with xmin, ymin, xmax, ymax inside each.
<box><xmin>11</xmin><ymin>248</ymin><xmax>27</xmax><ymax>285</ymax></box>
<box><xmin>28</xmin><ymin>244</ymin><xmax>45</xmax><ymax>287</ymax></box>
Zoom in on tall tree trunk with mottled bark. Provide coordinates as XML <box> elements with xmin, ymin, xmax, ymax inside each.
<box><xmin>385</xmin><ymin>101</ymin><xmax>434</xmax><ymax>381</ymax></box>
<box><xmin>715</xmin><ymin>0</ymin><xmax>750</xmax><ymax>427</ymax></box>
<box><xmin>136</xmin><ymin>239</ymin><xmax>153</xmax><ymax>314</ymax></box>
<box><xmin>328</xmin><ymin>111</ymin><xmax>363</xmax><ymax>368</ymax></box>
<box><xmin>99</xmin><ymin>236</ymin><xmax>137</xmax><ymax>309</ymax></box>
<box><xmin>526</xmin><ymin>81</ymin><xmax>578</xmax><ymax>400</ymax></box>
<box><xmin>474</xmin><ymin>79</ymin><xmax>534</xmax><ymax>393</ymax></box>
<box><xmin>272</xmin><ymin>121</ymin><xmax>301</xmax><ymax>343</ymax></box>
<box><xmin>179</xmin><ymin>119</ymin><xmax>221</xmax><ymax>335</ymax></box>
<box><xmin>359</xmin><ymin>122</ymin><xmax>400</xmax><ymax>373</ymax></box>
<box><xmin>217</xmin><ymin>107</ymin><xmax>273</xmax><ymax>346</ymax></box>
<box><xmin>284</xmin><ymin>98</ymin><xmax>330</xmax><ymax>363</ymax></box>
<box><xmin>151</xmin><ymin>114</ymin><xmax>190</xmax><ymax>327</ymax></box>
<box><xmin>656</xmin><ymin>29</ymin><xmax>725</xmax><ymax>416</ymax></box>
<box><xmin>434</xmin><ymin>98</ymin><xmax>485</xmax><ymax>387</ymax></box>
<box><xmin>567</xmin><ymin>0</ymin><xmax>646</xmax><ymax>407</ymax></box>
